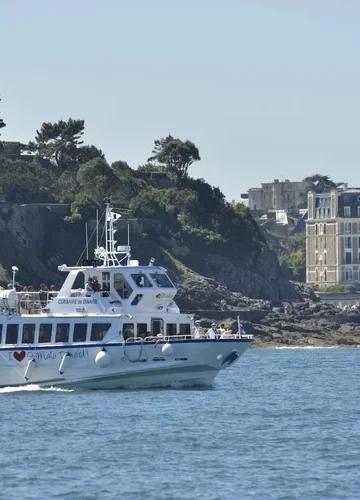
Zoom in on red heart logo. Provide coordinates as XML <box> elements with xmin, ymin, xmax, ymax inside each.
<box><xmin>13</xmin><ymin>351</ymin><xmax>26</xmax><ymax>362</ymax></box>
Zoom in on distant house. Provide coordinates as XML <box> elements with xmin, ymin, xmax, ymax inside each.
<box><xmin>306</xmin><ymin>188</ymin><xmax>360</xmax><ymax>285</ymax></box>
<box><xmin>246</xmin><ymin>178</ymin><xmax>308</xmax><ymax>212</ymax></box>
<box><xmin>0</xmin><ymin>141</ymin><xmax>34</xmax><ymax>161</ymax></box>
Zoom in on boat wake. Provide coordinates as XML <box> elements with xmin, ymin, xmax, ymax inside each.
<box><xmin>0</xmin><ymin>384</ymin><xmax>74</xmax><ymax>394</ymax></box>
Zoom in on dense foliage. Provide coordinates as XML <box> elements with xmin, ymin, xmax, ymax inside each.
<box><xmin>277</xmin><ymin>233</ymin><xmax>306</xmax><ymax>282</ymax></box>
<box><xmin>0</xmin><ymin>119</ymin><xmax>266</xmax><ymax>261</ymax></box>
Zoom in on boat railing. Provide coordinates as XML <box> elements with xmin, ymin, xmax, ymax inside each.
<box><xmin>124</xmin><ymin>332</ymin><xmax>253</xmax><ymax>343</ymax></box>
<box><xmin>16</xmin><ymin>291</ymin><xmax>59</xmax><ymax>314</ymax></box>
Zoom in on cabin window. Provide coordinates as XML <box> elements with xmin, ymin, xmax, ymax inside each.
<box><xmin>91</xmin><ymin>323</ymin><xmax>111</xmax><ymax>341</ymax></box>
<box><xmin>151</xmin><ymin>318</ymin><xmax>164</xmax><ymax>335</ymax></box>
<box><xmin>137</xmin><ymin>323</ymin><xmax>148</xmax><ymax>338</ymax></box>
<box><xmin>131</xmin><ymin>294</ymin><xmax>143</xmax><ymax>306</ymax></box>
<box><xmin>55</xmin><ymin>323</ymin><xmax>70</xmax><ymax>343</ymax></box>
<box><xmin>123</xmin><ymin>323</ymin><xmax>134</xmax><ymax>340</ymax></box>
<box><xmin>39</xmin><ymin>324</ymin><xmax>52</xmax><ymax>343</ymax></box>
<box><xmin>22</xmin><ymin>324</ymin><xmax>35</xmax><ymax>344</ymax></box>
<box><xmin>101</xmin><ymin>272</ymin><xmax>110</xmax><ymax>297</ymax></box>
<box><xmin>166</xmin><ymin>324</ymin><xmax>177</xmax><ymax>336</ymax></box>
<box><xmin>131</xmin><ymin>273</ymin><xmax>152</xmax><ymax>288</ymax></box>
<box><xmin>114</xmin><ymin>273</ymin><xmax>133</xmax><ymax>299</ymax></box>
<box><xmin>179</xmin><ymin>324</ymin><xmax>191</xmax><ymax>336</ymax></box>
<box><xmin>150</xmin><ymin>273</ymin><xmax>174</xmax><ymax>288</ymax></box>
<box><xmin>5</xmin><ymin>324</ymin><xmax>19</xmax><ymax>344</ymax></box>
<box><xmin>73</xmin><ymin>324</ymin><xmax>87</xmax><ymax>342</ymax></box>
<box><xmin>71</xmin><ymin>271</ymin><xmax>85</xmax><ymax>297</ymax></box>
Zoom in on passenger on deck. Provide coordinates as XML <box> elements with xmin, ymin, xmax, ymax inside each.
<box><xmin>207</xmin><ymin>323</ymin><xmax>219</xmax><ymax>340</ymax></box>
<box><xmin>39</xmin><ymin>284</ymin><xmax>48</xmax><ymax>308</ymax></box>
<box><xmin>85</xmin><ymin>279</ymin><xmax>93</xmax><ymax>296</ymax></box>
<box><xmin>193</xmin><ymin>320</ymin><xmax>204</xmax><ymax>339</ymax></box>
<box><xmin>91</xmin><ymin>278</ymin><xmax>101</xmax><ymax>292</ymax></box>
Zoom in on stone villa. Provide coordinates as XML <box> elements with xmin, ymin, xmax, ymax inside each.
<box><xmin>246</xmin><ymin>178</ymin><xmax>308</xmax><ymax>212</ymax></box>
<box><xmin>306</xmin><ymin>188</ymin><xmax>360</xmax><ymax>285</ymax></box>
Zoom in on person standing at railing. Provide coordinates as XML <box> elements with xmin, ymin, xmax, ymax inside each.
<box><xmin>193</xmin><ymin>320</ymin><xmax>204</xmax><ymax>339</ymax></box>
<box><xmin>39</xmin><ymin>284</ymin><xmax>48</xmax><ymax>309</ymax></box>
<box><xmin>207</xmin><ymin>322</ymin><xmax>220</xmax><ymax>339</ymax></box>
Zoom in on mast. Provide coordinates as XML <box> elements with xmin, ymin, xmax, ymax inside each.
<box><xmin>94</xmin><ymin>202</ymin><xmax>131</xmax><ymax>266</ymax></box>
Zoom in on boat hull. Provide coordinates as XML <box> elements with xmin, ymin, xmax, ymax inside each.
<box><xmin>0</xmin><ymin>339</ymin><xmax>252</xmax><ymax>390</ymax></box>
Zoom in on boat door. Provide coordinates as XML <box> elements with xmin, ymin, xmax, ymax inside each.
<box><xmin>151</xmin><ymin>318</ymin><xmax>164</xmax><ymax>336</ymax></box>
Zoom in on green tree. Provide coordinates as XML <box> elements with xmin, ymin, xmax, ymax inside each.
<box><xmin>77</xmin><ymin>157</ymin><xmax>121</xmax><ymax>203</ymax></box>
<box><xmin>29</xmin><ymin>118</ymin><xmax>85</xmax><ymax>169</ymax></box>
<box><xmin>148</xmin><ymin>135</ymin><xmax>200</xmax><ymax>185</ymax></box>
<box><xmin>304</xmin><ymin>174</ymin><xmax>338</xmax><ymax>193</ymax></box>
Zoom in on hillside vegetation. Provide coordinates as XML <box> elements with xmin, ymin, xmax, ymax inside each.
<box><xmin>0</xmin><ymin>115</ymin><xmax>297</xmax><ymax>304</ymax></box>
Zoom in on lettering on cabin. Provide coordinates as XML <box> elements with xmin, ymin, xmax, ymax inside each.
<box><xmin>10</xmin><ymin>349</ymin><xmax>90</xmax><ymax>362</ymax></box>
<box><xmin>58</xmin><ymin>298</ymin><xmax>98</xmax><ymax>305</ymax></box>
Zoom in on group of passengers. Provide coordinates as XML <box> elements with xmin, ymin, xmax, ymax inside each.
<box><xmin>19</xmin><ymin>284</ymin><xmax>57</xmax><ymax>313</ymax></box>
<box><xmin>193</xmin><ymin>321</ymin><xmax>235</xmax><ymax>339</ymax></box>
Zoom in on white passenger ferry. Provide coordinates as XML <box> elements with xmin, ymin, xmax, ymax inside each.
<box><xmin>0</xmin><ymin>204</ymin><xmax>252</xmax><ymax>389</ymax></box>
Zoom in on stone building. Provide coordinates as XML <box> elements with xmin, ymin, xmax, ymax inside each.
<box><xmin>247</xmin><ymin>179</ymin><xmax>308</xmax><ymax>212</ymax></box>
<box><xmin>306</xmin><ymin>188</ymin><xmax>360</xmax><ymax>285</ymax></box>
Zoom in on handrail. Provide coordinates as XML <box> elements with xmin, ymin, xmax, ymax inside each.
<box><xmin>16</xmin><ymin>291</ymin><xmax>59</xmax><ymax>314</ymax></box>
<box><xmin>124</xmin><ymin>333</ymin><xmax>253</xmax><ymax>343</ymax></box>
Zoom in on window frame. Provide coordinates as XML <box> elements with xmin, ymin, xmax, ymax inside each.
<box><xmin>38</xmin><ymin>323</ymin><xmax>52</xmax><ymax>343</ymax></box>
<box><xmin>22</xmin><ymin>323</ymin><xmax>36</xmax><ymax>344</ymax></box>
<box><xmin>150</xmin><ymin>272</ymin><xmax>174</xmax><ymax>288</ymax></box>
<box><xmin>90</xmin><ymin>323</ymin><xmax>111</xmax><ymax>342</ymax></box>
<box><xmin>55</xmin><ymin>323</ymin><xmax>70</xmax><ymax>343</ymax></box>
<box><xmin>5</xmin><ymin>324</ymin><xmax>19</xmax><ymax>345</ymax></box>
<box><xmin>73</xmin><ymin>323</ymin><xmax>88</xmax><ymax>342</ymax></box>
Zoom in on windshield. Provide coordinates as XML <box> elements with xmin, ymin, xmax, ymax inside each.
<box><xmin>150</xmin><ymin>273</ymin><xmax>174</xmax><ymax>288</ymax></box>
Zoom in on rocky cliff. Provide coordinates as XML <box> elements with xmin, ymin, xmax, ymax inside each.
<box><xmin>0</xmin><ymin>203</ymin><xmax>299</xmax><ymax>306</ymax></box>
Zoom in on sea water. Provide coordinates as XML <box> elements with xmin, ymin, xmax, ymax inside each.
<box><xmin>1</xmin><ymin>347</ymin><xmax>360</xmax><ymax>500</ymax></box>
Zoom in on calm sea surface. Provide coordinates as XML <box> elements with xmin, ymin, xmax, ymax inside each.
<box><xmin>1</xmin><ymin>347</ymin><xmax>360</xmax><ymax>500</ymax></box>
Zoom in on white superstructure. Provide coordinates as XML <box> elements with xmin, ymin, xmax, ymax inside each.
<box><xmin>0</xmin><ymin>204</ymin><xmax>252</xmax><ymax>389</ymax></box>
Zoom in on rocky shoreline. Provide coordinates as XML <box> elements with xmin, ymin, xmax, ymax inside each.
<box><xmin>199</xmin><ymin>300</ymin><xmax>360</xmax><ymax>348</ymax></box>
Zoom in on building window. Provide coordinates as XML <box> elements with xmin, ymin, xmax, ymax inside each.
<box><xmin>6</xmin><ymin>324</ymin><xmax>19</xmax><ymax>344</ymax></box>
<box><xmin>345</xmin><ymin>222</ymin><xmax>351</xmax><ymax>234</ymax></box>
<box><xmin>39</xmin><ymin>324</ymin><xmax>52</xmax><ymax>343</ymax></box>
<box><xmin>345</xmin><ymin>269</ymin><xmax>352</xmax><ymax>281</ymax></box>
<box><xmin>0</xmin><ymin>324</ymin><xmax>2</xmax><ymax>343</ymax></box>
<box><xmin>345</xmin><ymin>252</ymin><xmax>352</xmax><ymax>264</ymax></box>
<box><xmin>73</xmin><ymin>324</ymin><xmax>87</xmax><ymax>342</ymax></box>
<box><xmin>346</xmin><ymin>237</ymin><xmax>352</xmax><ymax>248</ymax></box>
<box><xmin>22</xmin><ymin>324</ymin><xmax>35</xmax><ymax>344</ymax></box>
<box><xmin>55</xmin><ymin>324</ymin><xmax>70</xmax><ymax>343</ymax></box>
<box><xmin>344</xmin><ymin>206</ymin><xmax>351</xmax><ymax>217</ymax></box>
<box><xmin>315</xmin><ymin>224</ymin><xmax>318</xmax><ymax>235</ymax></box>
<box><xmin>323</xmin><ymin>224</ymin><xmax>327</xmax><ymax>234</ymax></box>
<box><xmin>324</xmin><ymin>269</ymin><xmax>327</xmax><ymax>281</ymax></box>
<box><xmin>358</xmin><ymin>206</ymin><xmax>360</xmax><ymax>217</ymax></box>
<box><xmin>324</xmin><ymin>253</ymin><xmax>327</xmax><ymax>265</ymax></box>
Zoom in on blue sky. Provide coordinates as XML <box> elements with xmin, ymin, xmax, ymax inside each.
<box><xmin>1</xmin><ymin>0</ymin><xmax>360</xmax><ymax>200</ymax></box>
